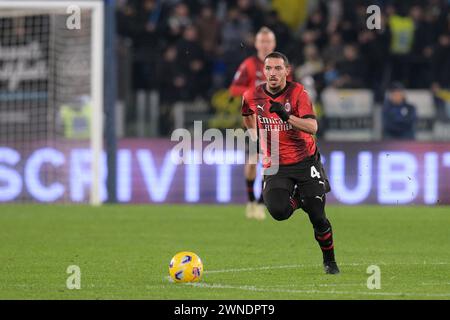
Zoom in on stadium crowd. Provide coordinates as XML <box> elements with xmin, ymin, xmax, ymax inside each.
<box><xmin>116</xmin><ymin>0</ymin><xmax>450</xmax><ymax>137</ymax></box>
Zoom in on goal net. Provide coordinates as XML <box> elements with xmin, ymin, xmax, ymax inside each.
<box><xmin>0</xmin><ymin>0</ymin><xmax>104</xmax><ymax>205</ymax></box>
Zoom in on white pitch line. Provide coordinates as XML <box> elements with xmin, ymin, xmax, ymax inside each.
<box><xmin>262</xmin><ymin>283</ymin><xmax>365</xmax><ymax>288</ymax></box>
<box><xmin>164</xmin><ymin>262</ymin><xmax>450</xmax><ymax>297</ymax></box>
<box><xmin>185</xmin><ymin>282</ymin><xmax>450</xmax><ymax>298</ymax></box>
<box><xmin>163</xmin><ymin>277</ymin><xmax>366</xmax><ymax>289</ymax></box>
<box><xmin>205</xmin><ymin>261</ymin><xmax>450</xmax><ymax>274</ymax></box>
<box><xmin>205</xmin><ymin>264</ymin><xmax>304</xmax><ymax>274</ymax></box>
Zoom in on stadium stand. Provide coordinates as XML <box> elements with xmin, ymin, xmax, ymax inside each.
<box><xmin>115</xmin><ymin>0</ymin><xmax>450</xmax><ymax>140</ymax></box>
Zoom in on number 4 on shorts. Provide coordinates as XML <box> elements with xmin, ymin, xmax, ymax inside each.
<box><xmin>311</xmin><ymin>165</ymin><xmax>321</xmax><ymax>179</ymax></box>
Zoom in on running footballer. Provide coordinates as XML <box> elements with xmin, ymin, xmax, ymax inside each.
<box><xmin>229</xmin><ymin>26</ymin><xmax>277</xmax><ymax>220</ymax></box>
<box><xmin>241</xmin><ymin>52</ymin><xmax>340</xmax><ymax>274</ymax></box>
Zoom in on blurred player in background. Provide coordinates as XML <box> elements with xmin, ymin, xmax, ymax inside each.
<box><xmin>241</xmin><ymin>52</ymin><xmax>339</xmax><ymax>274</ymax></box>
<box><xmin>229</xmin><ymin>26</ymin><xmax>276</xmax><ymax>220</ymax></box>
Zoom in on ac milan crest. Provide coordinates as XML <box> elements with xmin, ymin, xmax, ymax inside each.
<box><xmin>284</xmin><ymin>100</ymin><xmax>291</xmax><ymax>112</ymax></box>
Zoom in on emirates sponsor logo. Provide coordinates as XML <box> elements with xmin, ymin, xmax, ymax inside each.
<box><xmin>257</xmin><ymin>115</ymin><xmax>285</xmax><ymax>124</ymax></box>
<box><xmin>257</xmin><ymin>115</ymin><xmax>292</xmax><ymax>131</ymax></box>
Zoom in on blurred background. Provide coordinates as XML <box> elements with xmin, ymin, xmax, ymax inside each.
<box><xmin>115</xmin><ymin>0</ymin><xmax>450</xmax><ymax>140</ymax></box>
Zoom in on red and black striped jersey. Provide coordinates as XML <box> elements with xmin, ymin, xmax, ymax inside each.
<box><xmin>242</xmin><ymin>81</ymin><xmax>317</xmax><ymax>167</ymax></box>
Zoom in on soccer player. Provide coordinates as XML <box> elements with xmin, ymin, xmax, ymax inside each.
<box><xmin>229</xmin><ymin>26</ymin><xmax>276</xmax><ymax>220</ymax></box>
<box><xmin>241</xmin><ymin>52</ymin><xmax>340</xmax><ymax>274</ymax></box>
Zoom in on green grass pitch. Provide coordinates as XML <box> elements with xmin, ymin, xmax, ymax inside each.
<box><xmin>0</xmin><ymin>204</ymin><xmax>449</xmax><ymax>299</ymax></box>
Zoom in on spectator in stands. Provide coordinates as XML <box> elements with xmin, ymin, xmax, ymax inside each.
<box><xmin>133</xmin><ymin>0</ymin><xmax>162</xmax><ymax>47</ymax></box>
<box><xmin>195</xmin><ymin>5</ymin><xmax>220</xmax><ymax>59</ymax></box>
<box><xmin>411</xmin><ymin>6</ymin><xmax>432</xmax><ymax>84</ymax></box>
<box><xmin>236</xmin><ymin>0</ymin><xmax>265</xmax><ymax>31</ymax></box>
<box><xmin>285</xmin><ymin>29</ymin><xmax>316</xmax><ymax>67</ymax></box>
<box><xmin>304</xmin><ymin>8</ymin><xmax>328</xmax><ymax>49</ymax></box>
<box><xmin>157</xmin><ymin>45</ymin><xmax>188</xmax><ymax>104</ymax></box>
<box><xmin>338</xmin><ymin>0</ymin><xmax>359</xmax><ymax>44</ymax></box>
<box><xmin>322</xmin><ymin>32</ymin><xmax>344</xmax><ymax>65</ymax></box>
<box><xmin>176</xmin><ymin>24</ymin><xmax>210</xmax><ymax>100</ymax></box>
<box><xmin>295</xmin><ymin>44</ymin><xmax>324</xmax><ymax>83</ymax></box>
<box><xmin>116</xmin><ymin>0</ymin><xmax>137</xmax><ymax>38</ymax></box>
<box><xmin>325</xmin><ymin>0</ymin><xmax>343</xmax><ymax>34</ymax></box>
<box><xmin>221</xmin><ymin>7</ymin><xmax>253</xmax><ymax>54</ymax></box>
<box><xmin>263</xmin><ymin>10</ymin><xmax>291</xmax><ymax>53</ymax></box>
<box><xmin>131</xmin><ymin>0</ymin><xmax>163</xmax><ymax>90</ymax></box>
<box><xmin>387</xmin><ymin>4</ymin><xmax>415</xmax><ymax>86</ymax></box>
<box><xmin>333</xmin><ymin>44</ymin><xmax>367</xmax><ymax>88</ymax></box>
<box><xmin>156</xmin><ymin>45</ymin><xmax>190</xmax><ymax>135</ymax></box>
<box><xmin>431</xmin><ymin>33</ymin><xmax>450</xmax><ymax>90</ymax></box>
<box><xmin>113</xmin><ymin>0</ymin><xmax>450</xmax><ymax>137</ymax></box>
<box><xmin>358</xmin><ymin>29</ymin><xmax>388</xmax><ymax>99</ymax></box>
<box><xmin>382</xmin><ymin>83</ymin><xmax>417</xmax><ymax>140</ymax></box>
<box><xmin>221</xmin><ymin>6</ymin><xmax>253</xmax><ymax>84</ymax></box>
<box><xmin>164</xmin><ymin>2</ymin><xmax>192</xmax><ymax>43</ymax></box>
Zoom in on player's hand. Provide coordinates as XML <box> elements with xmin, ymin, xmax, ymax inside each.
<box><xmin>269</xmin><ymin>100</ymin><xmax>290</xmax><ymax>121</ymax></box>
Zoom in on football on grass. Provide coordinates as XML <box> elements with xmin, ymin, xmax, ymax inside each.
<box><xmin>169</xmin><ymin>251</ymin><xmax>203</xmax><ymax>283</ymax></box>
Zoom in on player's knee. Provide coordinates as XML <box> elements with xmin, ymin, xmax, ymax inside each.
<box><xmin>263</xmin><ymin>188</ymin><xmax>294</xmax><ymax>221</ymax></box>
<box><xmin>265</xmin><ymin>196</ymin><xmax>292</xmax><ymax>221</ymax></box>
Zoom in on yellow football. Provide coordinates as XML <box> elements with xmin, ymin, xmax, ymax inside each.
<box><xmin>169</xmin><ymin>251</ymin><xmax>203</xmax><ymax>283</ymax></box>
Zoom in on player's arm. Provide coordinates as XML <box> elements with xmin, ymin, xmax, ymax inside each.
<box><xmin>287</xmin><ymin>115</ymin><xmax>317</xmax><ymax>135</ymax></box>
<box><xmin>269</xmin><ymin>87</ymin><xmax>318</xmax><ymax>135</ymax></box>
<box><xmin>241</xmin><ymin>93</ymin><xmax>258</xmax><ymax>141</ymax></box>
<box><xmin>243</xmin><ymin>113</ymin><xmax>256</xmax><ymax>129</ymax></box>
<box><xmin>269</xmin><ymin>99</ymin><xmax>317</xmax><ymax>134</ymax></box>
<box><xmin>243</xmin><ymin>114</ymin><xmax>258</xmax><ymax>141</ymax></box>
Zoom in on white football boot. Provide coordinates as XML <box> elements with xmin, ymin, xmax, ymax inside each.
<box><xmin>254</xmin><ymin>203</ymin><xmax>266</xmax><ymax>220</ymax></box>
<box><xmin>245</xmin><ymin>201</ymin><xmax>256</xmax><ymax>219</ymax></box>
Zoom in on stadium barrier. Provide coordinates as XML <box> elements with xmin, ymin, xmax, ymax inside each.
<box><xmin>321</xmin><ymin>89</ymin><xmax>441</xmax><ymax>142</ymax></box>
<box><xmin>322</xmin><ymin>89</ymin><xmax>375</xmax><ymax>141</ymax></box>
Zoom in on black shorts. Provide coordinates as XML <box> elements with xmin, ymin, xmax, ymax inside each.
<box><xmin>263</xmin><ymin>151</ymin><xmax>331</xmax><ymax>198</ymax></box>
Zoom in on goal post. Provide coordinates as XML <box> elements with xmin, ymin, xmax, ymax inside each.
<box><xmin>0</xmin><ymin>0</ymin><xmax>104</xmax><ymax>205</ymax></box>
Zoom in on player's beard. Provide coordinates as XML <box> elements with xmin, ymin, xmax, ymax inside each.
<box><xmin>269</xmin><ymin>84</ymin><xmax>281</xmax><ymax>92</ymax></box>
<box><xmin>268</xmin><ymin>78</ymin><xmax>283</xmax><ymax>93</ymax></box>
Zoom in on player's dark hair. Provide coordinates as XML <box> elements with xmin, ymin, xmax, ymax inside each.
<box><xmin>264</xmin><ymin>51</ymin><xmax>289</xmax><ymax>67</ymax></box>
